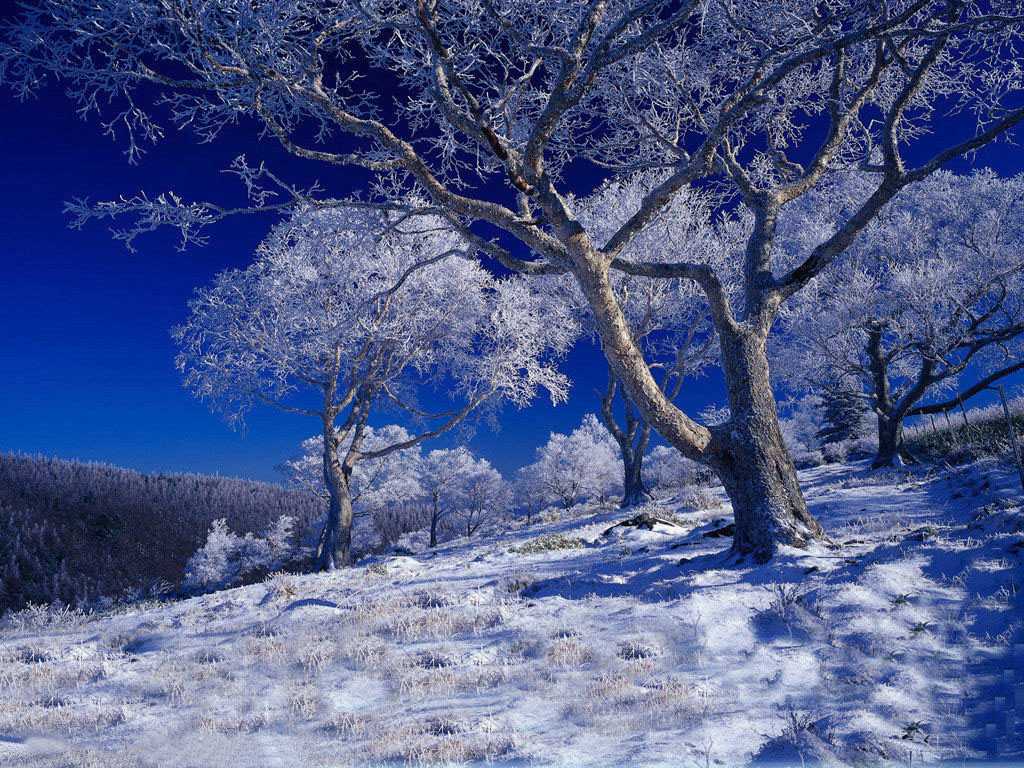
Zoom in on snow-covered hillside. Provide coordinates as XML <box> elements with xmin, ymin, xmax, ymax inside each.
<box><xmin>1</xmin><ymin>460</ymin><xmax>1021</xmax><ymax>767</ymax></box>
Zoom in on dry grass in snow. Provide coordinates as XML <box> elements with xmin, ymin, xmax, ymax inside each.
<box><xmin>0</xmin><ymin>459</ymin><xmax>1021</xmax><ymax>767</ymax></box>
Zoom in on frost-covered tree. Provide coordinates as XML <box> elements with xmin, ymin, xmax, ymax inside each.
<box><xmin>175</xmin><ymin>207</ymin><xmax>572</xmax><ymax>569</ymax></box>
<box><xmin>642</xmin><ymin>445</ymin><xmax>716</xmax><ymax>493</ymax></box>
<box><xmin>513</xmin><ymin>464</ymin><xmax>548</xmax><ymax>526</ymax></box>
<box><xmin>776</xmin><ymin>171</ymin><xmax>1024</xmax><ymax>467</ymax></box>
<box><xmin>778</xmin><ymin>394</ymin><xmax>827</xmax><ymax>459</ymax></box>
<box><xmin>183</xmin><ymin>517</ymin><xmax>296</xmax><ymax>592</ymax></box>
<box><xmin>451</xmin><ymin>459</ymin><xmax>511</xmax><ymax>539</ymax></box>
<box><xmin>278</xmin><ymin>426</ymin><xmax>425</xmax><ymax>555</ymax></box>
<box><xmin>816</xmin><ymin>385</ymin><xmax>870</xmax><ymax>446</ymax></box>
<box><xmin>528</xmin><ymin>415</ymin><xmax>622</xmax><ymax>508</ymax></box>
<box><xmin>6</xmin><ymin>0</ymin><xmax>1024</xmax><ymax>560</ymax></box>
<box><xmin>418</xmin><ymin>448</ymin><xmax>485</xmax><ymax>548</ymax></box>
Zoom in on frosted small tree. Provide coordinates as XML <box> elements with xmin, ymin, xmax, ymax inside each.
<box><xmin>183</xmin><ymin>516</ymin><xmax>296</xmax><ymax>591</ymax></box>
<box><xmin>175</xmin><ymin>207</ymin><xmax>573</xmax><ymax>569</ymax></box>
<box><xmin>513</xmin><ymin>464</ymin><xmax>548</xmax><ymax>526</ymax></box>
<box><xmin>419</xmin><ymin>448</ymin><xmax>474</xmax><ymax>548</ymax></box>
<box><xmin>778</xmin><ymin>394</ymin><xmax>827</xmax><ymax>457</ymax></box>
<box><xmin>816</xmin><ymin>385</ymin><xmax>870</xmax><ymax>446</ymax></box>
<box><xmin>532</xmin><ymin>415</ymin><xmax>622</xmax><ymax>508</ymax></box>
<box><xmin>279</xmin><ymin>425</ymin><xmax>425</xmax><ymax>555</ymax></box>
<box><xmin>776</xmin><ymin>170</ymin><xmax>1024</xmax><ymax>467</ymax></box>
<box><xmin>643</xmin><ymin>446</ymin><xmax>685</xmax><ymax>494</ymax></box>
<box><xmin>6</xmin><ymin>0</ymin><xmax>1024</xmax><ymax>560</ymax></box>
<box><xmin>453</xmin><ymin>459</ymin><xmax>510</xmax><ymax>538</ymax></box>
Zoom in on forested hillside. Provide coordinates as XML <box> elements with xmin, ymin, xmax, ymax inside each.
<box><xmin>0</xmin><ymin>453</ymin><xmax>321</xmax><ymax>614</ymax></box>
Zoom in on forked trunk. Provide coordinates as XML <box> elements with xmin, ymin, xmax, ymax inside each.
<box><xmin>571</xmin><ymin>249</ymin><xmax>827</xmax><ymax>562</ymax></box>
<box><xmin>709</xmin><ymin>328</ymin><xmax>830</xmax><ymax>562</ymax></box>
<box><xmin>315</xmin><ymin>428</ymin><xmax>354</xmax><ymax>571</ymax></box>
<box><xmin>872</xmin><ymin>413</ymin><xmax>915</xmax><ymax>468</ymax></box>
<box><xmin>599</xmin><ymin>370</ymin><xmax>653</xmax><ymax>509</ymax></box>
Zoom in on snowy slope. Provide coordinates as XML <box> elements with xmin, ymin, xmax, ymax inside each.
<box><xmin>0</xmin><ymin>460</ymin><xmax>1021</xmax><ymax>767</ymax></box>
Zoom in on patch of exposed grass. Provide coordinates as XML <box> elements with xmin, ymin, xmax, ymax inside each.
<box><xmin>906</xmin><ymin>411</ymin><xmax>1024</xmax><ymax>464</ymax></box>
<box><xmin>511</xmin><ymin>534</ymin><xmax>589</xmax><ymax>554</ymax></box>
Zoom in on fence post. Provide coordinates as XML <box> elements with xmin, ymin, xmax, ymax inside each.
<box><xmin>998</xmin><ymin>385</ymin><xmax>1024</xmax><ymax>497</ymax></box>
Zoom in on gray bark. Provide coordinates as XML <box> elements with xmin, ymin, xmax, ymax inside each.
<box><xmin>621</xmin><ymin>448</ymin><xmax>649</xmax><ymax>508</ymax></box>
<box><xmin>571</xmin><ymin>241</ymin><xmax>828</xmax><ymax>562</ymax></box>
<box><xmin>429</xmin><ymin>493</ymin><xmax>441</xmax><ymax>549</ymax></box>
<box><xmin>872</xmin><ymin>413</ymin><xmax>914</xmax><ymax>468</ymax></box>
<box><xmin>599</xmin><ymin>369</ymin><xmax>652</xmax><ymax>508</ymax></box>
<box><xmin>707</xmin><ymin>326</ymin><xmax>830</xmax><ymax>562</ymax></box>
<box><xmin>315</xmin><ymin>423</ymin><xmax>354</xmax><ymax>570</ymax></box>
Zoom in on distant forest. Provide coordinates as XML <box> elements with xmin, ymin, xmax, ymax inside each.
<box><xmin>0</xmin><ymin>453</ymin><xmax>321</xmax><ymax>615</ymax></box>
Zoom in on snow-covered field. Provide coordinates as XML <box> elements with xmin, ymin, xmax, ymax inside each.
<box><xmin>1</xmin><ymin>460</ymin><xmax>1021</xmax><ymax>767</ymax></box>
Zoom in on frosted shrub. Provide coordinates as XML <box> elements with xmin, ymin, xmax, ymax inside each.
<box><xmin>183</xmin><ymin>517</ymin><xmax>298</xmax><ymax>592</ymax></box>
<box><xmin>0</xmin><ymin>602</ymin><xmax>90</xmax><ymax>634</ymax></box>
<box><xmin>511</xmin><ymin>534</ymin><xmax>588</xmax><ymax>555</ymax></box>
<box><xmin>679</xmin><ymin>488</ymin><xmax>720</xmax><ymax>512</ymax></box>
<box><xmin>644</xmin><ymin>447</ymin><xmax>717</xmax><ymax>492</ymax></box>
<box><xmin>821</xmin><ymin>442</ymin><xmax>848</xmax><ymax>464</ymax></box>
<box><xmin>794</xmin><ymin>449</ymin><xmax>825</xmax><ymax>468</ymax></box>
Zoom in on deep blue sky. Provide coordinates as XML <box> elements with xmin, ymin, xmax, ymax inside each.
<box><xmin>0</xmin><ymin>72</ymin><xmax>722</xmax><ymax>481</ymax></box>
<box><xmin>0</xmin><ymin>7</ymin><xmax>1022</xmax><ymax>482</ymax></box>
<box><xmin>0</xmin><ymin>85</ymin><xmax>656</xmax><ymax>480</ymax></box>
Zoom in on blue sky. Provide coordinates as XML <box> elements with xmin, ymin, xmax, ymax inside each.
<box><xmin>0</xmin><ymin>8</ymin><xmax>1022</xmax><ymax>482</ymax></box>
<box><xmin>0</xmin><ymin>79</ymin><xmax>693</xmax><ymax>481</ymax></box>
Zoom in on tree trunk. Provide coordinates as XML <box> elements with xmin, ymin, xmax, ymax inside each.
<box><xmin>707</xmin><ymin>328</ymin><xmax>830</xmax><ymax>562</ymax></box>
<box><xmin>570</xmin><ymin>249</ymin><xmax>827</xmax><ymax>562</ymax></box>
<box><xmin>600</xmin><ymin>366</ymin><xmax>653</xmax><ymax>508</ymax></box>
<box><xmin>429</xmin><ymin>494</ymin><xmax>440</xmax><ymax>549</ymax></box>
<box><xmin>315</xmin><ymin>428</ymin><xmax>354</xmax><ymax>571</ymax></box>
<box><xmin>872</xmin><ymin>412</ymin><xmax>915</xmax><ymax>468</ymax></box>
<box><xmin>621</xmin><ymin>449</ymin><xmax>650</xmax><ymax>508</ymax></box>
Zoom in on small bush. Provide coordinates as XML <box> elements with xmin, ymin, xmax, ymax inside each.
<box><xmin>182</xmin><ymin>517</ymin><xmax>300</xmax><ymax>593</ymax></box>
<box><xmin>821</xmin><ymin>442</ymin><xmax>848</xmax><ymax>464</ymax></box>
<box><xmin>511</xmin><ymin>534</ymin><xmax>589</xmax><ymax>554</ymax></box>
<box><xmin>0</xmin><ymin>602</ymin><xmax>91</xmax><ymax>635</ymax></box>
<box><xmin>765</xmin><ymin>583</ymin><xmax>812</xmax><ymax>617</ymax></box>
<box><xmin>679</xmin><ymin>487</ymin><xmax>721</xmax><ymax>511</ymax></box>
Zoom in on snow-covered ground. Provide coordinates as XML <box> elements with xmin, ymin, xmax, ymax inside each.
<box><xmin>1</xmin><ymin>459</ymin><xmax>1022</xmax><ymax>767</ymax></box>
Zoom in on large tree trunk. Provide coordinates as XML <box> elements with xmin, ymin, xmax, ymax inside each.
<box><xmin>621</xmin><ymin>448</ymin><xmax>650</xmax><ymax>508</ymax></box>
<box><xmin>872</xmin><ymin>412</ymin><xmax>915</xmax><ymax>468</ymax></box>
<box><xmin>572</xmin><ymin>253</ymin><xmax>828</xmax><ymax>562</ymax></box>
<box><xmin>708</xmin><ymin>328</ymin><xmax>830</xmax><ymax>562</ymax></box>
<box><xmin>315</xmin><ymin>427</ymin><xmax>354</xmax><ymax>571</ymax></box>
